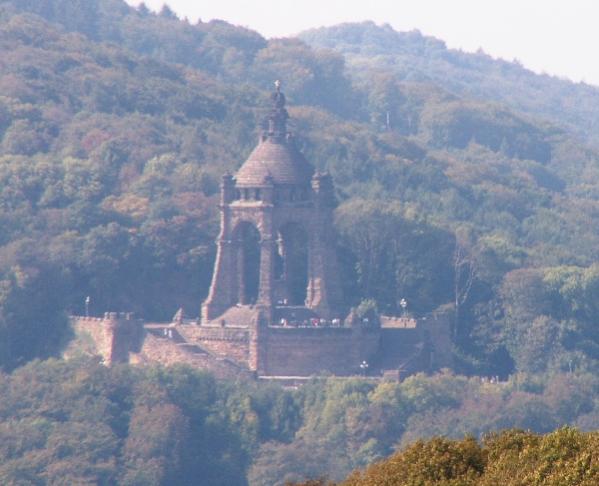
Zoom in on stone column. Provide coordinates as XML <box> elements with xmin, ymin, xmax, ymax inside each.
<box><xmin>202</xmin><ymin>237</ymin><xmax>237</xmax><ymax>322</ymax></box>
<box><xmin>305</xmin><ymin>231</ymin><xmax>322</xmax><ymax>308</ymax></box>
<box><xmin>305</xmin><ymin>172</ymin><xmax>343</xmax><ymax>318</ymax></box>
<box><xmin>249</xmin><ymin>309</ymin><xmax>268</xmax><ymax>375</ymax></box>
<box><xmin>202</xmin><ymin>178</ymin><xmax>239</xmax><ymax>323</ymax></box>
<box><xmin>255</xmin><ymin>199</ymin><xmax>275</xmax><ymax>324</ymax></box>
<box><xmin>257</xmin><ymin>236</ymin><xmax>275</xmax><ymax>321</ymax></box>
<box><xmin>201</xmin><ymin>195</ymin><xmax>239</xmax><ymax>322</ymax></box>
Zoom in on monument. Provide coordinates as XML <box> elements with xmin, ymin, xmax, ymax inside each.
<box><xmin>68</xmin><ymin>82</ymin><xmax>453</xmax><ymax>380</ymax></box>
<box><xmin>201</xmin><ymin>81</ymin><xmax>343</xmax><ymax>325</ymax></box>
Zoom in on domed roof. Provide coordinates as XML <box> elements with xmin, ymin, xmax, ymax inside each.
<box><xmin>235</xmin><ymin>81</ymin><xmax>314</xmax><ymax>186</ymax></box>
<box><xmin>235</xmin><ymin>138</ymin><xmax>314</xmax><ymax>186</ymax></box>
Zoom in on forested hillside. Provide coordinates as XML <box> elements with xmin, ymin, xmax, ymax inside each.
<box><xmin>300</xmin><ymin>21</ymin><xmax>599</xmax><ymax>147</ymax></box>
<box><xmin>1</xmin><ymin>0</ymin><xmax>599</xmax><ymax>380</ymax></box>
<box><xmin>0</xmin><ymin>1</ymin><xmax>598</xmax><ymax>483</ymax></box>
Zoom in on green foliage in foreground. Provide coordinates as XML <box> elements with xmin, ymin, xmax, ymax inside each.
<box><xmin>249</xmin><ymin>371</ymin><xmax>599</xmax><ymax>485</ymax></box>
<box><xmin>0</xmin><ymin>359</ymin><xmax>250</xmax><ymax>485</ymax></box>
<box><xmin>0</xmin><ymin>361</ymin><xmax>597</xmax><ymax>485</ymax></box>
<box><xmin>295</xmin><ymin>428</ymin><xmax>598</xmax><ymax>486</ymax></box>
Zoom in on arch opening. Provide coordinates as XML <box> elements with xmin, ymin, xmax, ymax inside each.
<box><xmin>277</xmin><ymin>222</ymin><xmax>309</xmax><ymax>305</ymax></box>
<box><xmin>234</xmin><ymin>222</ymin><xmax>261</xmax><ymax>304</ymax></box>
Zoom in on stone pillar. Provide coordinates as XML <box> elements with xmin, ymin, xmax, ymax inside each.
<box><xmin>257</xmin><ymin>236</ymin><xmax>275</xmax><ymax>323</ymax></box>
<box><xmin>249</xmin><ymin>309</ymin><xmax>268</xmax><ymax>375</ymax></box>
<box><xmin>273</xmin><ymin>235</ymin><xmax>287</xmax><ymax>304</ymax></box>
<box><xmin>221</xmin><ymin>173</ymin><xmax>235</xmax><ymax>204</ymax></box>
<box><xmin>306</xmin><ymin>232</ymin><xmax>323</xmax><ymax>309</ymax></box>
<box><xmin>201</xmin><ymin>189</ymin><xmax>237</xmax><ymax>322</ymax></box>
<box><xmin>305</xmin><ymin>173</ymin><xmax>344</xmax><ymax>318</ymax></box>
<box><xmin>202</xmin><ymin>237</ymin><xmax>237</xmax><ymax>322</ymax></box>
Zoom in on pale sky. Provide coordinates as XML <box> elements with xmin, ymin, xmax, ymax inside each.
<box><xmin>125</xmin><ymin>0</ymin><xmax>599</xmax><ymax>86</ymax></box>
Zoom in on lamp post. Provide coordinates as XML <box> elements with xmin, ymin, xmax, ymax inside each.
<box><xmin>85</xmin><ymin>296</ymin><xmax>90</xmax><ymax>317</ymax></box>
<box><xmin>359</xmin><ymin>360</ymin><xmax>369</xmax><ymax>376</ymax></box>
<box><xmin>400</xmin><ymin>298</ymin><xmax>407</xmax><ymax>316</ymax></box>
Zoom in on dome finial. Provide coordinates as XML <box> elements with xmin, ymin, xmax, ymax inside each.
<box><xmin>264</xmin><ymin>79</ymin><xmax>288</xmax><ymax>140</ymax></box>
<box><xmin>271</xmin><ymin>80</ymin><xmax>286</xmax><ymax>110</ymax></box>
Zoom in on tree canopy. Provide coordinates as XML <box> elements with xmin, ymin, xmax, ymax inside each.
<box><xmin>0</xmin><ymin>4</ymin><xmax>596</xmax><ymax>483</ymax></box>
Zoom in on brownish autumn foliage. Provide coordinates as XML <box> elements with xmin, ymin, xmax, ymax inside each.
<box><xmin>291</xmin><ymin>428</ymin><xmax>599</xmax><ymax>486</ymax></box>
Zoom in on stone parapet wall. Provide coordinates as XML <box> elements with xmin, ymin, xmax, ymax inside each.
<box><xmin>68</xmin><ymin>315</ymin><xmax>252</xmax><ymax>380</ymax></box>
<box><xmin>380</xmin><ymin>328</ymin><xmax>421</xmax><ymax>344</ymax></box>
<box><xmin>380</xmin><ymin>316</ymin><xmax>417</xmax><ymax>328</ymax></box>
<box><xmin>376</xmin><ymin>328</ymin><xmax>426</xmax><ymax>373</ymax></box>
<box><xmin>67</xmin><ymin>306</ymin><xmax>453</xmax><ymax>378</ymax></box>
<box><xmin>262</xmin><ymin>327</ymin><xmax>380</xmax><ymax>376</ymax></box>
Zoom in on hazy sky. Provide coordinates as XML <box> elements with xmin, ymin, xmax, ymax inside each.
<box><xmin>125</xmin><ymin>0</ymin><xmax>599</xmax><ymax>86</ymax></box>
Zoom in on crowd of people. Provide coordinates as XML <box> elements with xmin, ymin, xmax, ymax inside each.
<box><xmin>276</xmin><ymin>317</ymin><xmax>344</xmax><ymax>328</ymax></box>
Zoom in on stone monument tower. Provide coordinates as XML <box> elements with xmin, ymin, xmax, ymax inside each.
<box><xmin>201</xmin><ymin>81</ymin><xmax>343</xmax><ymax>324</ymax></box>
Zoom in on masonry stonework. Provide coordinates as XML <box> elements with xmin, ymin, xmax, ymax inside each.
<box><xmin>66</xmin><ymin>83</ymin><xmax>453</xmax><ymax>380</ymax></box>
<box><xmin>201</xmin><ymin>84</ymin><xmax>343</xmax><ymax>324</ymax></box>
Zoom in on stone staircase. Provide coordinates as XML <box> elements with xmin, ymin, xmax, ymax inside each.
<box><xmin>136</xmin><ymin>326</ymin><xmax>252</xmax><ymax>380</ymax></box>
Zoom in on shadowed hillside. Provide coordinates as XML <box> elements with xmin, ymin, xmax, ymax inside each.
<box><xmin>300</xmin><ymin>21</ymin><xmax>599</xmax><ymax>147</ymax></box>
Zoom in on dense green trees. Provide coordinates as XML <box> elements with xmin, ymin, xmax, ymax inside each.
<box><xmin>248</xmin><ymin>371</ymin><xmax>599</xmax><ymax>485</ymax></box>
<box><xmin>0</xmin><ymin>240</ymin><xmax>69</xmax><ymax>370</ymax></box>
<box><xmin>0</xmin><ymin>358</ymin><xmax>595</xmax><ymax>484</ymax></box>
<box><xmin>335</xmin><ymin>199</ymin><xmax>454</xmax><ymax>313</ymax></box>
<box><xmin>0</xmin><ymin>3</ymin><xmax>597</xmax><ymax>485</ymax></box>
<box><xmin>301</xmin><ymin>21</ymin><xmax>599</xmax><ymax>148</ymax></box>
<box><xmin>1</xmin><ymin>0</ymin><xmax>599</xmax><ymax>378</ymax></box>
<box><xmin>0</xmin><ymin>0</ymin><xmax>599</xmax><ymax>448</ymax></box>
<box><xmin>496</xmin><ymin>264</ymin><xmax>599</xmax><ymax>374</ymax></box>
<box><xmin>0</xmin><ymin>360</ymin><xmax>254</xmax><ymax>485</ymax></box>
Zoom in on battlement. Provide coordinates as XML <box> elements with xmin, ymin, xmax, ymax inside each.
<box><xmin>72</xmin><ymin>312</ymin><xmax>140</xmax><ymax>329</ymax></box>
<box><xmin>70</xmin><ymin>313</ymin><xmax>144</xmax><ymax>365</ymax></box>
